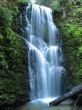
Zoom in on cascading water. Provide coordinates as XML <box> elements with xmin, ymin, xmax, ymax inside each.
<box><xmin>25</xmin><ymin>1</ymin><xmax>64</xmax><ymax>102</ymax></box>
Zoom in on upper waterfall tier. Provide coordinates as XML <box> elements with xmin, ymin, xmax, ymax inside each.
<box><xmin>26</xmin><ymin>4</ymin><xmax>58</xmax><ymax>46</ymax></box>
<box><xmin>29</xmin><ymin>0</ymin><xmax>36</xmax><ymax>4</ymax></box>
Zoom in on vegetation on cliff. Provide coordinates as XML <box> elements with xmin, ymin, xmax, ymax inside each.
<box><xmin>0</xmin><ymin>0</ymin><xmax>29</xmax><ymax>105</ymax></box>
<box><xmin>54</xmin><ymin>0</ymin><xmax>82</xmax><ymax>85</ymax></box>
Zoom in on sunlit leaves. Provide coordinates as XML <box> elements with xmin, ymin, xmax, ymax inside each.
<box><xmin>50</xmin><ymin>0</ymin><xmax>61</xmax><ymax>11</ymax></box>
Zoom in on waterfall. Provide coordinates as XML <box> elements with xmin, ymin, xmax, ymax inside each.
<box><xmin>25</xmin><ymin>2</ymin><xmax>64</xmax><ymax>102</ymax></box>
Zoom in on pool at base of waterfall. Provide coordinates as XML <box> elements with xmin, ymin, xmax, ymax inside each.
<box><xmin>17</xmin><ymin>98</ymin><xmax>77</xmax><ymax>110</ymax></box>
<box><xmin>31</xmin><ymin>97</ymin><xmax>58</xmax><ymax>103</ymax></box>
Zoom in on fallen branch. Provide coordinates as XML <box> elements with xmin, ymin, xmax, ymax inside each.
<box><xmin>49</xmin><ymin>84</ymin><xmax>82</xmax><ymax>106</ymax></box>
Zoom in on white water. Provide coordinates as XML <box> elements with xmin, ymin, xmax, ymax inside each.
<box><xmin>29</xmin><ymin>0</ymin><xmax>36</xmax><ymax>4</ymax></box>
<box><xmin>25</xmin><ymin>2</ymin><xmax>64</xmax><ymax>102</ymax></box>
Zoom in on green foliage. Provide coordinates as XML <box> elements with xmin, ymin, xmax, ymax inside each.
<box><xmin>0</xmin><ymin>53</ymin><xmax>8</xmax><ymax>70</ymax></box>
<box><xmin>16</xmin><ymin>0</ymin><xmax>28</xmax><ymax>3</ymax></box>
<box><xmin>76</xmin><ymin>7</ymin><xmax>82</xmax><ymax>13</ymax></box>
<box><xmin>55</xmin><ymin>3</ymin><xmax>82</xmax><ymax>85</ymax></box>
<box><xmin>0</xmin><ymin>35</ymin><xmax>3</xmax><ymax>44</ymax></box>
<box><xmin>0</xmin><ymin>94</ymin><xmax>16</xmax><ymax>104</ymax></box>
<box><xmin>64</xmin><ymin>22</ymin><xmax>82</xmax><ymax>40</ymax></box>
<box><xmin>0</xmin><ymin>0</ymin><xmax>28</xmax><ymax>105</ymax></box>
<box><xmin>0</xmin><ymin>5</ymin><xmax>12</xmax><ymax>32</ymax></box>
<box><xmin>78</xmin><ymin>46</ymin><xmax>82</xmax><ymax>53</ymax></box>
<box><xmin>50</xmin><ymin>0</ymin><xmax>61</xmax><ymax>11</ymax></box>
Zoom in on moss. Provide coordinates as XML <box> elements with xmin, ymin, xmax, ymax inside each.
<box><xmin>50</xmin><ymin>0</ymin><xmax>61</xmax><ymax>11</ymax></box>
<box><xmin>55</xmin><ymin>3</ymin><xmax>82</xmax><ymax>85</ymax></box>
<box><xmin>0</xmin><ymin>0</ymin><xmax>29</xmax><ymax>105</ymax></box>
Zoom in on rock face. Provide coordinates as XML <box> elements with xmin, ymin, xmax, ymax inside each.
<box><xmin>49</xmin><ymin>84</ymin><xmax>82</xmax><ymax>106</ymax></box>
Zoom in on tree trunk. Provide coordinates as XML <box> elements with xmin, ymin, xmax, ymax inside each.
<box><xmin>49</xmin><ymin>84</ymin><xmax>82</xmax><ymax>106</ymax></box>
